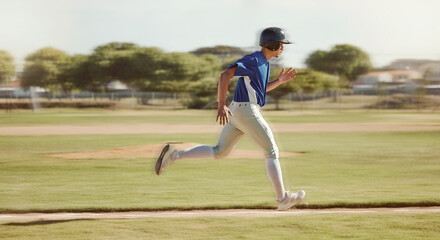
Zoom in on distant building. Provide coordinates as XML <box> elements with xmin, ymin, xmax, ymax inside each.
<box><xmin>356</xmin><ymin>70</ymin><xmax>421</xmax><ymax>84</ymax></box>
<box><xmin>385</xmin><ymin>59</ymin><xmax>437</xmax><ymax>70</ymax></box>
<box><xmin>353</xmin><ymin>70</ymin><xmax>422</xmax><ymax>94</ymax></box>
<box><xmin>385</xmin><ymin>59</ymin><xmax>440</xmax><ymax>82</ymax></box>
<box><xmin>356</xmin><ymin>72</ymin><xmax>392</xmax><ymax>85</ymax></box>
<box><xmin>383</xmin><ymin>59</ymin><xmax>440</xmax><ymax>94</ymax></box>
<box><xmin>418</xmin><ymin>62</ymin><xmax>440</xmax><ymax>83</ymax></box>
<box><xmin>0</xmin><ymin>81</ymin><xmax>47</xmax><ymax>98</ymax></box>
<box><xmin>107</xmin><ymin>80</ymin><xmax>129</xmax><ymax>91</ymax></box>
<box><xmin>387</xmin><ymin>70</ymin><xmax>423</xmax><ymax>82</ymax></box>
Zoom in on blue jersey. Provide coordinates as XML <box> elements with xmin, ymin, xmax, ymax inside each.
<box><xmin>227</xmin><ymin>51</ymin><xmax>270</xmax><ymax>107</ymax></box>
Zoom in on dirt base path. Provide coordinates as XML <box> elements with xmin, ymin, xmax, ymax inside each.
<box><xmin>47</xmin><ymin>142</ymin><xmax>302</xmax><ymax>160</ymax></box>
<box><xmin>1</xmin><ymin>207</ymin><xmax>439</xmax><ymax>222</ymax></box>
<box><xmin>1</xmin><ymin>123</ymin><xmax>440</xmax><ymax>135</ymax></box>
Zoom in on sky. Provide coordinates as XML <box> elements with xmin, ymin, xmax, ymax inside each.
<box><xmin>1</xmin><ymin>0</ymin><xmax>439</xmax><ymax>71</ymax></box>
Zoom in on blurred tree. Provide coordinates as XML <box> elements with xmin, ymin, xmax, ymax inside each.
<box><xmin>70</xmin><ymin>42</ymin><xmax>156</xmax><ymax>92</ymax></box>
<box><xmin>268</xmin><ymin>68</ymin><xmax>339</xmax><ymax>109</ymax></box>
<box><xmin>268</xmin><ymin>67</ymin><xmax>300</xmax><ymax>110</ymax></box>
<box><xmin>0</xmin><ymin>50</ymin><xmax>15</xmax><ymax>84</ymax></box>
<box><xmin>191</xmin><ymin>45</ymin><xmax>249</xmax><ymax>58</ymax></box>
<box><xmin>20</xmin><ymin>42</ymin><xmax>240</xmax><ymax>104</ymax></box>
<box><xmin>123</xmin><ymin>47</ymin><xmax>165</xmax><ymax>90</ymax></box>
<box><xmin>63</xmin><ymin>54</ymin><xmax>104</xmax><ymax>92</ymax></box>
<box><xmin>183</xmin><ymin>77</ymin><xmax>218</xmax><ymax>109</ymax></box>
<box><xmin>293</xmin><ymin>68</ymin><xmax>339</xmax><ymax>96</ymax></box>
<box><xmin>305</xmin><ymin>44</ymin><xmax>372</xmax><ymax>81</ymax></box>
<box><xmin>199</xmin><ymin>54</ymin><xmax>222</xmax><ymax>74</ymax></box>
<box><xmin>159</xmin><ymin>52</ymin><xmax>212</xmax><ymax>81</ymax></box>
<box><xmin>153</xmin><ymin>52</ymin><xmax>220</xmax><ymax>93</ymax></box>
<box><xmin>68</xmin><ymin>42</ymin><xmax>222</xmax><ymax>94</ymax></box>
<box><xmin>93</xmin><ymin>42</ymin><xmax>138</xmax><ymax>52</ymax></box>
<box><xmin>22</xmin><ymin>47</ymin><xmax>70</xmax><ymax>92</ymax></box>
<box><xmin>303</xmin><ymin>50</ymin><xmax>329</xmax><ymax>73</ymax></box>
<box><xmin>88</xmin><ymin>42</ymin><xmax>140</xmax><ymax>88</ymax></box>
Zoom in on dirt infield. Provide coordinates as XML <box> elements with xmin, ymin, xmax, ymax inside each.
<box><xmin>1</xmin><ymin>207</ymin><xmax>439</xmax><ymax>222</ymax></box>
<box><xmin>1</xmin><ymin>123</ymin><xmax>440</xmax><ymax>136</ymax></box>
<box><xmin>47</xmin><ymin>142</ymin><xmax>302</xmax><ymax>160</ymax></box>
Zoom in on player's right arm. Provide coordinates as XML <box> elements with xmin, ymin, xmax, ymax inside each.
<box><xmin>216</xmin><ymin>65</ymin><xmax>237</xmax><ymax>125</ymax></box>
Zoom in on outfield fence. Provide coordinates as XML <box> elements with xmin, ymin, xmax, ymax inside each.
<box><xmin>1</xmin><ymin>90</ymin><xmax>440</xmax><ymax>112</ymax></box>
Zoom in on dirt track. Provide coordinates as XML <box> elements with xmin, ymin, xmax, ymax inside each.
<box><xmin>1</xmin><ymin>208</ymin><xmax>439</xmax><ymax>222</ymax></box>
<box><xmin>47</xmin><ymin>142</ymin><xmax>301</xmax><ymax>160</ymax></box>
<box><xmin>1</xmin><ymin>123</ymin><xmax>440</xmax><ymax>135</ymax></box>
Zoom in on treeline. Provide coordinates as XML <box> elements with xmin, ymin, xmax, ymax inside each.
<box><xmin>1</xmin><ymin>43</ymin><xmax>373</xmax><ymax>108</ymax></box>
<box><xmin>20</xmin><ymin>43</ymin><xmax>234</xmax><ymax>94</ymax></box>
<box><xmin>14</xmin><ymin>43</ymin><xmax>244</xmax><ymax>108</ymax></box>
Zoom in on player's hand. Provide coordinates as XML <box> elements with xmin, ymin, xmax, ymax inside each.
<box><xmin>216</xmin><ymin>105</ymin><xmax>233</xmax><ymax>125</ymax></box>
<box><xmin>278</xmin><ymin>68</ymin><xmax>297</xmax><ymax>83</ymax></box>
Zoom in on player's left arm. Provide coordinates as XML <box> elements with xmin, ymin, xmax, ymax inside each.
<box><xmin>266</xmin><ymin>68</ymin><xmax>297</xmax><ymax>92</ymax></box>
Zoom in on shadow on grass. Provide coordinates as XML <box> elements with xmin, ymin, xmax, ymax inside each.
<box><xmin>1</xmin><ymin>201</ymin><xmax>439</xmax><ymax>214</ymax></box>
<box><xmin>2</xmin><ymin>219</ymin><xmax>91</xmax><ymax>226</ymax></box>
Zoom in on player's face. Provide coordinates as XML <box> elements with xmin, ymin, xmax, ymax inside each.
<box><xmin>275</xmin><ymin>43</ymin><xmax>284</xmax><ymax>58</ymax></box>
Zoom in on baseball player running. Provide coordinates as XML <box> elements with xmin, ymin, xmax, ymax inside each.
<box><xmin>156</xmin><ymin>27</ymin><xmax>305</xmax><ymax>211</ymax></box>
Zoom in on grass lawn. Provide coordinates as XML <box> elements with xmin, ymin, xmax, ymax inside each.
<box><xmin>1</xmin><ymin>109</ymin><xmax>439</xmax><ymax>239</ymax></box>
<box><xmin>0</xmin><ymin>129</ymin><xmax>439</xmax><ymax>212</ymax></box>
<box><xmin>1</xmin><ymin>108</ymin><xmax>440</xmax><ymax>126</ymax></box>
<box><xmin>1</xmin><ymin>213</ymin><xmax>439</xmax><ymax>240</ymax></box>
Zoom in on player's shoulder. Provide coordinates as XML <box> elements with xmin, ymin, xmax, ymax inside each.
<box><xmin>242</xmin><ymin>51</ymin><xmax>268</xmax><ymax>68</ymax></box>
<box><xmin>240</xmin><ymin>51</ymin><xmax>260</xmax><ymax>64</ymax></box>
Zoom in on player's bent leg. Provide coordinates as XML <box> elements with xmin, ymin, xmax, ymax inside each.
<box><xmin>156</xmin><ymin>144</ymin><xmax>214</xmax><ymax>175</ymax></box>
<box><xmin>167</xmin><ymin>123</ymin><xmax>243</xmax><ymax>163</ymax></box>
<box><xmin>213</xmin><ymin>123</ymin><xmax>244</xmax><ymax>159</ymax></box>
<box><xmin>176</xmin><ymin>145</ymin><xmax>214</xmax><ymax>159</ymax></box>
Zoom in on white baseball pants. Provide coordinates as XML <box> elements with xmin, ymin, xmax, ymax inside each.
<box><xmin>175</xmin><ymin>102</ymin><xmax>286</xmax><ymax>201</ymax></box>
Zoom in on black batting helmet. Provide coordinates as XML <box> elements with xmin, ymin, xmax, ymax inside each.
<box><xmin>259</xmin><ymin>27</ymin><xmax>292</xmax><ymax>51</ymax></box>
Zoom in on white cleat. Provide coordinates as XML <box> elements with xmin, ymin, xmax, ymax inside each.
<box><xmin>155</xmin><ymin>144</ymin><xmax>176</xmax><ymax>175</ymax></box>
<box><xmin>277</xmin><ymin>190</ymin><xmax>306</xmax><ymax>211</ymax></box>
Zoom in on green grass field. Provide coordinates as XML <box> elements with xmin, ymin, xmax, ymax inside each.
<box><xmin>1</xmin><ymin>109</ymin><xmax>439</xmax><ymax>239</ymax></box>
<box><xmin>2</xmin><ymin>213</ymin><xmax>440</xmax><ymax>240</ymax></box>
<box><xmin>1</xmin><ymin>108</ymin><xmax>440</xmax><ymax>126</ymax></box>
<box><xmin>0</xmin><ymin>131</ymin><xmax>439</xmax><ymax>212</ymax></box>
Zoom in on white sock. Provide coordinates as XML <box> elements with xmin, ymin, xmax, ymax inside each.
<box><xmin>175</xmin><ymin>145</ymin><xmax>214</xmax><ymax>160</ymax></box>
<box><xmin>266</xmin><ymin>158</ymin><xmax>286</xmax><ymax>201</ymax></box>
